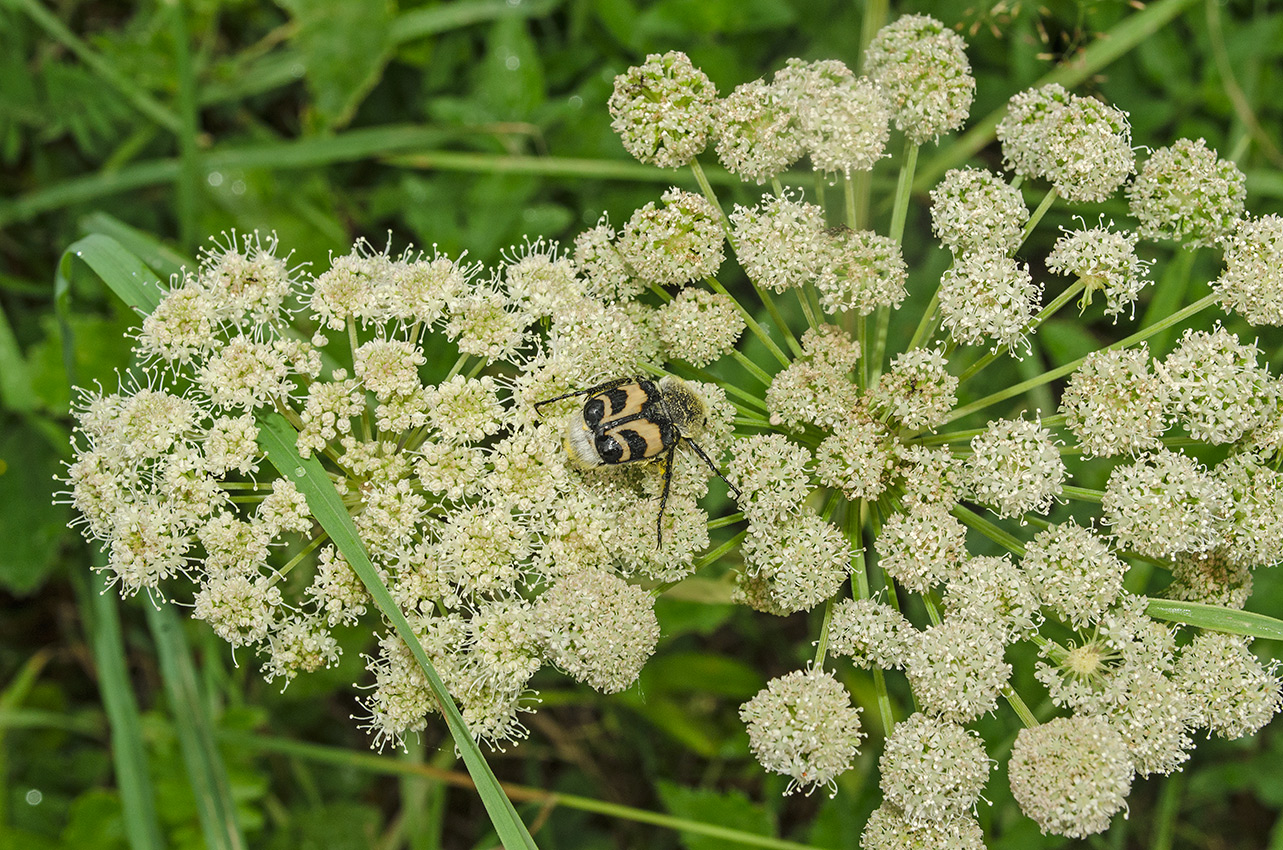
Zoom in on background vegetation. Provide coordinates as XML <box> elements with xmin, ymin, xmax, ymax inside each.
<box><xmin>2</xmin><ymin>0</ymin><xmax>1282</xmax><ymax>847</ymax></box>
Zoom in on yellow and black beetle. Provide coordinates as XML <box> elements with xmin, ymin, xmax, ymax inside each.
<box><xmin>535</xmin><ymin>376</ymin><xmax>740</xmax><ymax>546</ymax></box>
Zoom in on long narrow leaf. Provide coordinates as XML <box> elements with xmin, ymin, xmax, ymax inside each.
<box><xmin>58</xmin><ymin>234</ymin><xmax>166</xmax><ymax>314</ymax></box>
<box><xmin>80</xmin><ymin>212</ymin><xmax>192</xmax><ymax>280</ymax></box>
<box><xmin>222</xmin><ymin>730</ymin><xmax>820</xmax><ymax>850</ymax></box>
<box><xmin>55</xmin><ymin>233</ymin><xmax>165</xmax><ymax>390</ymax></box>
<box><xmin>1146</xmin><ymin>599</ymin><xmax>1283</xmax><ymax>641</ymax></box>
<box><xmin>255</xmin><ymin>412</ymin><xmax>539</xmax><ymax>850</ymax></box>
<box><xmin>145</xmin><ymin>603</ymin><xmax>247</xmax><ymax>850</ymax></box>
<box><xmin>76</xmin><ymin>567</ymin><xmax>166</xmax><ymax>850</ymax></box>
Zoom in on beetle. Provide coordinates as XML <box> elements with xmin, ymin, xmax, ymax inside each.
<box><xmin>534</xmin><ymin>376</ymin><xmax>740</xmax><ymax>546</ymax></box>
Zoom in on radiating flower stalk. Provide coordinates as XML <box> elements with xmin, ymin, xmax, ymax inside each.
<box><xmin>60</xmin><ymin>12</ymin><xmax>1283</xmax><ymax>846</ymax></box>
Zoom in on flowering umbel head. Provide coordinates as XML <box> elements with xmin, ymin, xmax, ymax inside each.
<box><xmin>59</xmin><ymin>15</ymin><xmax>1283</xmax><ymax>839</ymax></box>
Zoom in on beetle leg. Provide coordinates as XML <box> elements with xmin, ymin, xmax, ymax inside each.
<box><xmin>655</xmin><ymin>441</ymin><xmax>678</xmax><ymax>548</ymax></box>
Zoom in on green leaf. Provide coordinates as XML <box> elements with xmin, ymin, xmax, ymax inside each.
<box><xmin>276</xmin><ymin>0</ymin><xmax>396</xmax><ymax>128</ymax></box>
<box><xmin>656</xmin><ymin>782</ymin><xmax>774</xmax><ymax>850</ymax></box>
<box><xmin>1146</xmin><ymin>598</ymin><xmax>1283</xmax><ymax>641</ymax></box>
<box><xmin>0</xmin><ymin>421</ymin><xmax>72</xmax><ymax>593</ymax></box>
<box><xmin>60</xmin><ymin>788</ymin><xmax>128</xmax><ymax>850</ymax></box>
<box><xmin>80</xmin><ymin>212</ymin><xmax>192</xmax><ymax>281</ymax></box>
<box><xmin>0</xmin><ymin>300</ymin><xmax>36</xmax><ymax>412</ymax></box>
<box><xmin>76</xmin><ymin>567</ymin><xmax>166</xmax><ymax>850</ymax></box>
<box><xmin>253</xmin><ymin>412</ymin><xmax>539</xmax><ymax>850</ymax></box>
<box><xmin>145</xmin><ymin>603</ymin><xmax>247</xmax><ymax>850</ymax></box>
<box><xmin>57</xmin><ymin>234</ymin><xmax>166</xmax><ymax>316</ymax></box>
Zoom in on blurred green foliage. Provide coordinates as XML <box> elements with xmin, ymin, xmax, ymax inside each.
<box><xmin>1</xmin><ymin>0</ymin><xmax>1282</xmax><ymax>847</ymax></box>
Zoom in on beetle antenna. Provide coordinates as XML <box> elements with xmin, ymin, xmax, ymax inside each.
<box><xmin>682</xmin><ymin>438</ymin><xmax>741</xmax><ymax>499</ymax></box>
<box><xmin>533</xmin><ymin>376</ymin><xmax>635</xmax><ymax>416</ymax></box>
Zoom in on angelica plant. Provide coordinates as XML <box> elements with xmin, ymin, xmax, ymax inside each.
<box><xmin>60</xmin><ymin>11</ymin><xmax>1283</xmax><ymax>846</ymax></box>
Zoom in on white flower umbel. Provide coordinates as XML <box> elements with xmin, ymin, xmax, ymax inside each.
<box><xmin>60</xmin><ymin>14</ymin><xmax>1283</xmax><ymax>823</ymax></box>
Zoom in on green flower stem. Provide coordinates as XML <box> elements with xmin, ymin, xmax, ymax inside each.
<box><xmin>443</xmin><ymin>352</ymin><xmax>472</xmax><ymax>381</ymax></box>
<box><xmin>957</xmin><ymin>278</ymin><xmax>1087</xmax><ymax>384</ymax></box>
<box><xmin>950</xmin><ymin>504</ymin><xmax>1027</xmax><ymax>558</ymax></box>
<box><xmin>648</xmin><ymin>281</ymin><xmax>674</xmax><ymax>303</ymax></box>
<box><xmin>848</xmin><ymin>500</ymin><xmax>896</xmax><ymax>737</ymax></box>
<box><xmin>464</xmin><ymin>358</ymin><xmax>487</xmax><ymax>379</ymax></box>
<box><xmin>888</xmin><ymin>140</ymin><xmax>920</xmax><ymax>245</ymax></box>
<box><xmin>703</xmin><ymin>276</ymin><xmax>793</xmax><ymax>369</ymax></box>
<box><xmin>1062</xmin><ymin>485</ymin><xmax>1105</xmax><ymax>503</ymax></box>
<box><xmin>274</xmin><ymin>532</ymin><xmax>329</xmax><ymax>581</ymax></box>
<box><xmin>706</xmin><ymin>511</ymin><xmax>745</xmax><ymax>530</ymax></box>
<box><xmin>795</xmin><ymin>287</ymin><xmax>821</xmax><ymax>333</ymax></box>
<box><xmin>771</xmin><ymin>176</ymin><xmax>786</xmax><ymax>197</ymax></box>
<box><xmin>1002</xmin><ymin>685</ymin><xmax>1040</xmax><ymax>729</ymax></box>
<box><xmin>220</xmin><ymin>730</ymin><xmax>822</xmax><ymax>850</ymax></box>
<box><xmin>228</xmin><ymin>495</ymin><xmax>267</xmax><ymax>504</ymax></box>
<box><xmin>691</xmin><ymin>161</ymin><xmax>803</xmax><ymax>360</ymax></box>
<box><xmin>944</xmin><ymin>292</ymin><xmax>1220</xmax><ymax>425</ymax></box>
<box><xmin>688</xmin><ymin>530</ymin><xmax>748</xmax><ymax>577</ymax></box>
<box><xmin>858</xmin><ymin>0</ymin><xmax>889</xmax><ymax>63</ymax></box>
<box><xmin>1141</xmin><ymin>246</ymin><xmax>1200</xmax><ymax>355</ymax></box>
<box><xmin>813</xmin><ymin>597</ymin><xmax>836</xmax><ymax>669</ymax></box>
<box><xmin>1151</xmin><ymin>771</ymin><xmax>1184</xmax><ymax>850</ymax></box>
<box><xmin>689</xmin><ymin>158</ymin><xmax>734</xmax><ymax>238</ymax></box>
<box><xmin>843</xmin><ymin>174</ymin><xmax>858</xmax><ymax>230</ymax></box>
<box><xmin>907</xmin><ymin>288</ymin><xmax>941</xmax><ymax>351</ymax></box>
<box><xmin>910</xmin><ymin>426</ymin><xmax>985</xmax><ymax>445</ymax></box>
<box><xmin>922</xmin><ymin>594</ymin><xmax>943</xmax><ymax>626</ymax></box>
<box><xmin>857</xmin><ymin>313</ymin><xmax>869</xmax><ymax>388</ymax></box>
<box><xmin>1019</xmin><ymin>188</ymin><xmax>1059</xmax><ymax>249</ymax></box>
<box><xmin>735</xmin><ymin>415</ymin><xmax>774</xmax><ymax>429</ymax></box>
<box><xmin>806</xmin><ymin>284</ymin><xmax>825</xmax><ymax>328</ymax></box>
<box><xmin>348</xmin><ymin>323</ymin><xmax>373</xmax><ymax>440</ymax></box>
<box><xmin>730</xmin><ymin>349</ymin><xmax>775</xmax><ymax>387</ymax></box>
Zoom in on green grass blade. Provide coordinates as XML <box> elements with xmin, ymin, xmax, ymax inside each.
<box><xmin>1145</xmin><ymin>599</ymin><xmax>1283</xmax><ymax>641</ymax></box>
<box><xmin>221</xmin><ymin>730</ymin><xmax>821</xmax><ymax>850</ymax></box>
<box><xmin>80</xmin><ymin>212</ymin><xmax>193</xmax><ymax>280</ymax></box>
<box><xmin>167</xmin><ymin>0</ymin><xmax>201</xmax><ymax>252</ymax></box>
<box><xmin>254</xmin><ymin>412</ymin><xmax>539</xmax><ymax>850</ymax></box>
<box><xmin>145</xmin><ymin>602</ymin><xmax>247</xmax><ymax>850</ymax></box>
<box><xmin>394</xmin><ymin>0</ymin><xmax>561</xmax><ymax>40</ymax></box>
<box><xmin>75</xmin><ymin>567</ymin><xmax>167</xmax><ymax>850</ymax></box>
<box><xmin>0</xmin><ymin>127</ymin><xmax>447</xmax><ymax>227</ymax></box>
<box><xmin>58</xmin><ymin>234</ymin><xmax>167</xmax><ymax>315</ymax></box>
